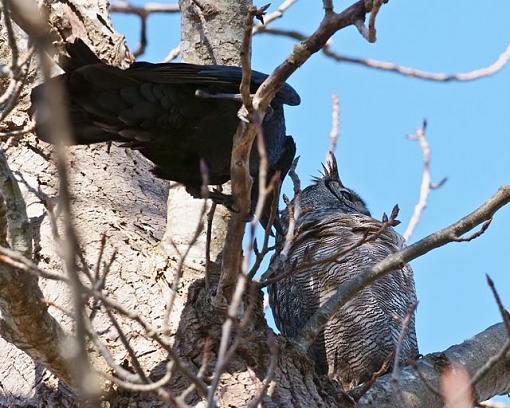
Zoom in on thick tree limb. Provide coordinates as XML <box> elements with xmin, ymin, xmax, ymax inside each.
<box><xmin>358</xmin><ymin>323</ymin><xmax>510</xmax><ymax>407</ymax></box>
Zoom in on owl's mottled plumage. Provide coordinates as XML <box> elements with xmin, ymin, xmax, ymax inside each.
<box><xmin>267</xmin><ymin>154</ymin><xmax>418</xmax><ymax>390</ymax></box>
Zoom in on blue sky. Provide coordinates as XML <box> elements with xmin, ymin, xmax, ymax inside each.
<box><xmin>113</xmin><ymin>1</ymin><xmax>510</xmax><ymax>401</ymax></box>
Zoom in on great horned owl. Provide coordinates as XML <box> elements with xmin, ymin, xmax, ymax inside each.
<box><xmin>267</xmin><ymin>154</ymin><xmax>418</xmax><ymax>390</ymax></box>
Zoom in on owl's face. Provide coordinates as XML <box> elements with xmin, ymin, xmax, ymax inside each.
<box><xmin>298</xmin><ymin>153</ymin><xmax>371</xmax><ymax>217</ymax></box>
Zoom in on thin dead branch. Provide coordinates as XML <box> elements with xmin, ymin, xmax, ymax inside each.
<box><xmin>110</xmin><ymin>2</ymin><xmax>179</xmax><ymax>57</ymax></box>
<box><xmin>327</xmin><ymin>93</ymin><xmax>340</xmax><ymax>158</ymax></box>
<box><xmin>252</xmin><ymin>0</ymin><xmax>299</xmax><ymax>33</ymax></box>
<box><xmin>469</xmin><ymin>276</ymin><xmax>510</xmax><ymax>389</ymax></box>
<box><xmin>392</xmin><ymin>301</ymin><xmax>419</xmax><ymax>382</ymax></box>
<box><xmin>403</xmin><ymin>121</ymin><xmax>447</xmax><ymax>242</ymax></box>
<box><xmin>259</xmin><ymin>28</ymin><xmax>510</xmax><ymax>83</ymax></box>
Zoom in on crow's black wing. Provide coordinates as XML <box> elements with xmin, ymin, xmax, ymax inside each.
<box><xmin>126</xmin><ymin>63</ymin><xmax>301</xmax><ymax>106</ymax></box>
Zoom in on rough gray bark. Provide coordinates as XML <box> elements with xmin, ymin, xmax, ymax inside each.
<box><xmin>0</xmin><ymin>0</ymin><xmax>508</xmax><ymax>407</ymax></box>
<box><xmin>358</xmin><ymin>323</ymin><xmax>510</xmax><ymax>407</ymax></box>
<box><xmin>0</xmin><ymin>0</ymin><xmax>171</xmax><ymax>405</ymax></box>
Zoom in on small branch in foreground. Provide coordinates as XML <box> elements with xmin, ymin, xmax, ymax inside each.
<box><xmin>213</xmin><ymin>4</ymin><xmax>261</xmax><ymax>306</ymax></box>
<box><xmin>163</xmin><ymin>43</ymin><xmax>181</xmax><ymax>62</ymax></box>
<box><xmin>403</xmin><ymin>120</ymin><xmax>447</xmax><ymax>242</ymax></box>
<box><xmin>486</xmin><ymin>275</ymin><xmax>510</xmax><ymax>334</ymax></box>
<box><xmin>392</xmin><ymin>301</ymin><xmax>419</xmax><ymax>382</ymax></box>
<box><xmin>257</xmin><ymin>159</ymin><xmax>301</xmax><ymax>288</ymax></box>
<box><xmin>253</xmin><ymin>0</ymin><xmax>373</xmax><ymax>114</ymax></box>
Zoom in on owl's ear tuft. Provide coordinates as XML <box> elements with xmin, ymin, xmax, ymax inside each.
<box><xmin>324</xmin><ymin>152</ymin><xmax>342</xmax><ymax>185</ymax></box>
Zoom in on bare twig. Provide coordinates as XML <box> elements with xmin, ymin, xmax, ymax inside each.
<box><xmin>204</xmin><ymin>201</ymin><xmax>216</xmax><ymax>289</ymax></box>
<box><xmin>403</xmin><ymin>121</ymin><xmax>447</xmax><ymax>241</ymax></box>
<box><xmin>104</xmin><ymin>307</ymin><xmax>149</xmax><ymax>383</ymax></box>
<box><xmin>177</xmin><ymin>339</ymin><xmax>211</xmax><ymax>404</ymax></box>
<box><xmin>190</xmin><ymin>0</ymin><xmax>217</xmax><ymax>64</ymax></box>
<box><xmin>325</xmin><ymin>41</ymin><xmax>510</xmax><ymax>82</ymax></box>
<box><xmin>0</xmin><ymin>0</ymin><xmax>19</xmax><ymax>69</ymax></box>
<box><xmin>0</xmin><ymin>246</ymin><xmax>67</xmax><ymax>281</ymax></box>
<box><xmin>258</xmin><ymin>160</ymin><xmax>301</xmax><ymax>288</ymax></box>
<box><xmin>408</xmin><ymin>359</ymin><xmax>443</xmax><ymax>398</ymax></box>
<box><xmin>86</xmin><ymin>284</ymin><xmax>208</xmax><ymax>397</ymax></box>
<box><xmin>163</xmin><ymin>43</ymin><xmax>181</xmax><ymax>62</ymax></box>
<box><xmin>0</xmin><ymin>120</ymin><xmax>35</xmax><ymax>138</ymax></box>
<box><xmin>0</xmin><ymin>4</ymin><xmax>35</xmax><ymax>123</ymax></box>
<box><xmin>486</xmin><ymin>275</ymin><xmax>510</xmax><ymax>334</ymax></box>
<box><xmin>253</xmin><ymin>1</ymin><xmax>374</xmax><ymax>114</ymax></box>
<box><xmin>469</xmin><ymin>276</ymin><xmax>510</xmax><ymax>389</ymax></box>
<box><xmin>207</xmin><ymin>273</ymin><xmax>249</xmax><ymax>407</ymax></box>
<box><xmin>366</xmin><ymin>0</ymin><xmax>385</xmax><ymax>43</ymax></box>
<box><xmin>392</xmin><ymin>301</ymin><xmax>419</xmax><ymax>382</ymax></box>
<box><xmin>110</xmin><ymin>2</ymin><xmax>179</xmax><ymax>57</ymax></box>
<box><xmin>327</xmin><ymin>93</ymin><xmax>340</xmax><ymax>158</ymax></box>
<box><xmin>110</xmin><ymin>2</ymin><xmax>179</xmax><ymax>14</ymax></box>
<box><xmin>248</xmin><ymin>175</ymin><xmax>280</xmax><ymax>279</ymax></box>
<box><xmin>260</xmin><ymin>28</ymin><xmax>510</xmax><ymax>83</ymax></box>
<box><xmin>295</xmin><ymin>186</ymin><xmax>510</xmax><ymax>350</ymax></box>
<box><xmin>451</xmin><ymin>219</ymin><xmax>492</xmax><ymax>242</ymax></box>
<box><xmin>99</xmin><ymin>361</ymin><xmax>174</xmax><ymax>393</ymax></box>
<box><xmin>253</xmin><ymin>0</ymin><xmax>299</xmax><ymax>33</ymax></box>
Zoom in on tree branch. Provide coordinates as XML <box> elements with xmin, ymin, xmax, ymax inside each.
<box><xmin>259</xmin><ymin>29</ymin><xmax>510</xmax><ymax>83</ymax></box>
<box><xmin>358</xmin><ymin>323</ymin><xmax>510</xmax><ymax>407</ymax></box>
<box><xmin>403</xmin><ymin>120</ymin><xmax>447</xmax><ymax>242</ymax></box>
<box><xmin>215</xmin><ymin>0</ymin><xmax>379</xmax><ymax>304</ymax></box>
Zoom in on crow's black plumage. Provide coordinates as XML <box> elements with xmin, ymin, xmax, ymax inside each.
<box><xmin>31</xmin><ymin>41</ymin><xmax>300</xmax><ymax>224</ymax></box>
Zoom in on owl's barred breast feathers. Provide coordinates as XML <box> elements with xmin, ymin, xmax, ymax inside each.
<box><xmin>267</xmin><ymin>154</ymin><xmax>418</xmax><ymax>390</ymax></box>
